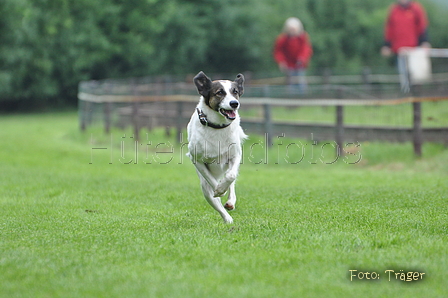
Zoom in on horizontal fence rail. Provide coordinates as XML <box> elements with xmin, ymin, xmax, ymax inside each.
<box><xmin>78</xmin><ymin>70</ymin><xmax>448</xmax><ymax>156</ymax></box>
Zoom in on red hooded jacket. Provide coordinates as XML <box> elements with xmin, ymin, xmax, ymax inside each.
<box><xmin>384</xmin><ymin>1</ymin><xmax>429</xmax><ymax>53</ymax></box>
<box><xmin>273</xmin><ymin>33</ymin><xmax>313</xmax><ymax>69</ymax></box>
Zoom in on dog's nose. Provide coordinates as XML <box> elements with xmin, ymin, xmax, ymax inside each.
<box><xmin>229</xmin><ymin>100</ymin><xmax>239</xmax><ymax>109</ymax></box>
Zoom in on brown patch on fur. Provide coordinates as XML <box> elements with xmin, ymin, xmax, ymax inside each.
<box><xmin>193</xmin><ymin>71</ymin><xmax>244</xmax><ymax>111</ymax></box>
<box><xmin>224</xmin><ymin>203</ymin><xmax>235</xmax><ymax>210</ymax></box>
<box><xmin>206</xmin><ymin>82</ymin><xmax>225</xmax><ymax>111</ymax></box>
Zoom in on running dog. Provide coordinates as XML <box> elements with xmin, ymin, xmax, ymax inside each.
<box><xmin>187</xmin><ymin>71</ymin><xmax>247</xmax><ymax>223</ymax></box>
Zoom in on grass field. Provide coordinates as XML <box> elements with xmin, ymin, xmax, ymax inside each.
<box><xmin>0</xmin><ymin>112</ymin><xmax>447</xmax><ymax>298</ymax></box>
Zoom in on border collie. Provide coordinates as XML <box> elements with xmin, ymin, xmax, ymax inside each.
<box><xmin>187</xmin><ymin>71</ymin><xmax>247</xmax><ymax>223</ymax></box>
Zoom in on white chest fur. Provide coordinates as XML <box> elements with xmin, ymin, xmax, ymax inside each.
<box><xmin>187</xmin><ymin>101</ymin><xmax>246</xmax><ymax>164</ymax></box>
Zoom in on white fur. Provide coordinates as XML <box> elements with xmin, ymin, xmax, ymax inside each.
<box><xmin>187</xmin><ymin>81</ymin><xmax>247</xmax><ymax>224</ymax></box>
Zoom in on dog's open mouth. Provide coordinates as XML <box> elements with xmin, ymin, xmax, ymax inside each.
<box><xmin>220</xmin><ymin>109</ymin><xmax>236</xmax><ymax>120</ymax></box>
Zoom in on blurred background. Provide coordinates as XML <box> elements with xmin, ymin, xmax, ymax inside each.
<box><xmin>1</xmin><ymin>0</ymin><xmax>448</xmax><ymax>111</ymax></box>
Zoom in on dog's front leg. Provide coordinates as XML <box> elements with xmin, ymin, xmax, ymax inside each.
<box><xmin>198</xmin><ymin>174</ymin><xmax>233</xmax><ymax>224</ymax></box>
<box><xmin>193</xmin><ymin>162</ymin><xmax>219</xmax><ymax>190</ymax></box>
<box><xmin>214</xmin><ymin>154</ymin><xmax>241</xmax><ymax>197</ymax></box>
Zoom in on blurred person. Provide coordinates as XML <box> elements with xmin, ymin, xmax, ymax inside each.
<box><xmin>273</xmin><ymin>17</ymin><xmax>313</xmax><ymax>95</ymax></box>
<box><xmin>381</xmin><ymin>0</ymin><xmax>431</xmax><ymax>92</ymax></box>
<box><xmin>381</xmin><ymin>0</ymin><xmax>430</xmax><ymax>57</ymax></box>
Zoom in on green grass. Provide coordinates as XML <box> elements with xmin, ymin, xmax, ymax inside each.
<box><xmin>0</xmin><ymin>112</ymin><xmax>447</xmax><ymax>298</ymax></box>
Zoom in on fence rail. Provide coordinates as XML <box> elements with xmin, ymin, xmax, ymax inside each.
<box><xmin>78</xmin><ymin>70</ymin><xmax>448</xmax><ymax>157</ymax></box>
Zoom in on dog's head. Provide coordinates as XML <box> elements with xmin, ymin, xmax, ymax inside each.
<box><xmin>194</xmin><ymin>71</ymin><xmax>244</xmax><ymax>120</ymax></box>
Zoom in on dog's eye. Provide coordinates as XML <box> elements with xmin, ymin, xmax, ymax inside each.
<box><xmin>232</xmin><ymin>89</ymin><xmax>239</xmax><ymax>95</ymax></box>
<box><xmin>216</xmin><ymin>90</ymin><xmax>225</xmax><ymax>96</ymax></box>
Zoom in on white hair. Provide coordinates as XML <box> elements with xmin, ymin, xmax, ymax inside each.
<box><xmin>283</xmin><ymin>17</ymin><xmax>304</xmax><ymax>35</ymax></box>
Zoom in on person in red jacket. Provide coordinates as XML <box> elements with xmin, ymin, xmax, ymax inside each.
<box><xmin>381</xmin><ymin>0</ymin><xmax>430</xmax><ymax>57</ymax></box>
<box><xmin>381</xmin><ymin>0</ymin><xmax>430</xmax><ymax>92</ymax></box>
<box><xmin>273</xmin><ymin>17</ymin><xmax>313</xmax><ymax>94</ymax></box>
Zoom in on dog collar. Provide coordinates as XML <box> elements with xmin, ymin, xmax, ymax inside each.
<box><xmin>196</xmin><ymin>108</ymin><xmax>231</xmax><ymax>129</ymax></box>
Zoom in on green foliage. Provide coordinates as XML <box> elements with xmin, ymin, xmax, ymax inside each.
<box><xmin>151</xmin><ymin>0</ymin><xmax>273</xmax><ymax>75</ymax></box>
<box><xmin>0</xmin><ymin>0</ymin><xmax>170</xmax><ymax>107</ymax></box>
<box><xmin>0</xmin><ymin>0</ymin><xmax>447</xmax><ymax>108</ymax></box>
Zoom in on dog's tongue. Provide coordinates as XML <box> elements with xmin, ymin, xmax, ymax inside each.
<box><xmin>220</xmin><ymin>108</ymin><xmax>237</xmax><ymax>120</ymax></box>
<box><xmin>225</xmin><ymin>110</ymin><xmax>236</xmax><ymax>119</ymax></box>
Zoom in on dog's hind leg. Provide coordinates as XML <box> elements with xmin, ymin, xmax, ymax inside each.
<box><xmin>224</xmin><ymin>181</ymin><xmax>236</xmax><ymax>211</ymax></box>
<box><xmin>199</xmin><ymin>175</ymin><xmax>233</xmax><ymax>224</ymax></box>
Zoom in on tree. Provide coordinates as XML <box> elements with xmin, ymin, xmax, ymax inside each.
<box><xmin>0</xmin><ymin>0</ymin><xmax>447</xmax><ymax>109</ymax></box>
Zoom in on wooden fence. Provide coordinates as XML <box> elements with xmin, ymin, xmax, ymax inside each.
<box><xmin>78</xmin><ymin>90</ymin><xmax>448</xmax><ymax>157</ymax></box>
<box><xmin>78</xmin><ymin>51</ymin><xmax>448</xmax><ymax>157</ymax></box>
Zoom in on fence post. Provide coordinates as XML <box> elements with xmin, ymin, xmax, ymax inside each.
<box><xmin>335</xmin><ymin>105</ymin><xmax>344</xmax><ymax>157</ymax></box>
<box><xmin>176</xmin><ymin>101</ymin><xmax>184</xmax><ymax>144</ymax></box>
<box><xmin>132</xmin><ymin>101</ymin><xmax>140</xmax><ymax>142</ymax></box>
<box><xmin>263</xmin><ymin>104</ymin><xmax>273</xmax><ymax>148</ymax></box>
<box><xmin>131</xmin><ymin>80</ymin><xmax>140</xmax><ymax>141</ymax></box>
<box><xmin>362</xmin><ymin>67</ymin><xmax>372</xmax><ymax>93</ymax></box>
<box><xmin>335</xmin><ymin>87</ymin><xmax>344</xmax><ymax>157</ymax></box>
<box><xmin>103</xmin><ymin>102</ymin><xmax>111</xmax><ymax>134</ymax></box>
<box><xmin>323</xmin><ymin>68</ymin><xmax>332</xmax><ymax>85</ymax></box>
<box><xmin>409</xmin><ymin>81</ymin><xmax>423</xmax><ymax>157</ymax></box>
<box><xmin>165</xmin><ymin>102</ymin><xmax>171</xmax><ymax>137</ymax></box>
<box><xmin>80</xmin><ymin>100</ymin><xmax>88</xmax><ymax>131</ymax></box>
<box><xmin>412</xmin><ymin>101</ymin><xmax>422</xmax><ymax>157</ymax></box>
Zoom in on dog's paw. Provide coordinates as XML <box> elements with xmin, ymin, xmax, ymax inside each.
<box><xmin>222</xmin><ymin>215</ymin><xmax>233</xmax><ymax>224</ymax></box>
<box><xmin>215</xmin><ymin>180</ymin><xmax>232</xmax><ymax>197</ymax></box>
<box><xmin>213</xmin><ymin>187</ymin><xmax>228</xmax><ymax>198</ymax></box>
<box><xmin>224</xmin><ymin>203</ymin><xmax>235</xmax><ymax>211</ymax></box>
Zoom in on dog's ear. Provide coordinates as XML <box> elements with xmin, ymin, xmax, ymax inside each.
<box><xmin>194</xmin><ymin>71</ymin><xmax>212</xmax><ymax>98</ymax></box>
<box><xmin>234</xmin><ymin>73</ymin><xmax>244</xmax><ymax>96</ymax></box>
